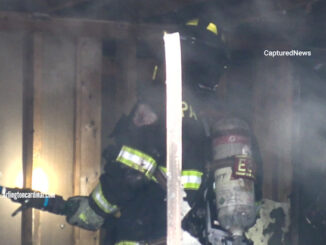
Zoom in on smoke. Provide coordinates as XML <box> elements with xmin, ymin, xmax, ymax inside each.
<box><xmin>1</xmin><ymin>0</ymin><xmax>324</xmax><ymax>242</ymax></box>
<box><xmin>295</xmin><ymin>56</ymin><xmax>326</xmax><ymax>171</ymax></box>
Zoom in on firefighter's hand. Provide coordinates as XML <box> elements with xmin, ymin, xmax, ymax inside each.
<box><xmin>65</xmin><ymin>196</ymin><xmax>105</xmax><ymax>231</ymax></box>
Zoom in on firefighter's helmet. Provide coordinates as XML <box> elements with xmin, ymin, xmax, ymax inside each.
<box><xmin>179</xmin><ymin>18</ymin><xmax>229</xmax><ymax>93</ymax></box>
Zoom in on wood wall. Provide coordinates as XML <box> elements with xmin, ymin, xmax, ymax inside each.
<box><xmin>0</xmin><ymin>29</ymin><xmax>102</xmax><ymax>245</ymax></box>
<box><xmin>0</xmin><ymin>31</ymin><xmax>24</xmax><ymax>245</ymax></box>
<box><xmin>0</xmin><ymin>11</ymin><xmax>165</xmax><ymax>245</ymax></box>
<box><xmin>252</xmin><ymin>56</ymin><xmax>295</xmax><ymax>202</ymax></box>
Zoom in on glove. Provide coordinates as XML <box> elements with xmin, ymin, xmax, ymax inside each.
<box><xmin>65</xmin><ymin>196</ymin><xmax>105</xmax><ymax>231</ymax></box>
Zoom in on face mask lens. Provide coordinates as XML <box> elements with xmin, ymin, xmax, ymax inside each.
<box><xmin>198</xmin><ymin>82</ymin><xmax>218</xmax><ymax>92</ymax></box>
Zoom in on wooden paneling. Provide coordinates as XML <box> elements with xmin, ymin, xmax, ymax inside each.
<box><xmin>0</xmin><ymin>31</ymin><xmax>24</xmax><ymax>245</ymax></box>
<box><xmin>21</xmin><ymin>32</ymin><xmax>44</xmax><ymax>245</ymax></box>
<box><xmin>0</xmin><ymin>16</ymin><xmax>111</xmax><ymax>245</ymax></box>
<box><xmin>21</xmin><ymin>33</ymin><xmax>35</xmax><ymax>245</ymax></box>
<box><xmin>116</xmin><ymin>38</ymin><xmax>138</xmax><ymax>114</ymax></box>
<box><xmin>101</xmin><ymin>36</ymin><xmax>138</xmax><ymax>150</ymax></box>
<box><xmin>38</xmin><ymin>34</ymin><xmax>76</xmax><ymax>245</ymax></box>
<box><xmin>0</xmin><ymin>11</ymin><xmax>174</xmax><ymax>42</ymax></box>
<box><xmin>74</xmin><ymin>37</ymin><xmax>102</xmax><ymax>245</ymax></box>
<box><xmin>252</xmin><ymin>56</ymin><xmax>294</xmax><ymax>202</ymax></box>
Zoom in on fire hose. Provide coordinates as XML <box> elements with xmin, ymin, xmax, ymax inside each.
<box><xmin>0</xmin><ymin>185</ymin><xmax>77</xmax><ymax>217</ymax></box>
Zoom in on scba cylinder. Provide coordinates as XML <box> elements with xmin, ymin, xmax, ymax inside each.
<box><xmin>212</xmin><ymin>117</ymin><xmax>252</xmax><ymax>160</ymax></box>
<box><xmin>211</xmin><ymin>118</ymin><xmax>256</xmax><ymax>240</ymax></box>
<box><xmin>214</xmin><ymin>164</ymin><xmax>256</xmax><ymax>240</ymax></box>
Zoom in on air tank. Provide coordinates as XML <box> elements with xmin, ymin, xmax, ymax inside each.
<box><xmin>211</xmin><ymin>118</ymin><xmax>256</xmax><ymax>243</ymax></box>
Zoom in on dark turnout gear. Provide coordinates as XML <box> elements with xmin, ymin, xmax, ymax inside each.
<box><xmin>88</xmin><ymin>84</ymin><xmax>208</xmax><ymax>243</ymax></box>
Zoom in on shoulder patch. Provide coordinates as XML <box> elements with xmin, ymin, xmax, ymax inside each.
<box><xmin>133</xmin><ymin>104</ymin><xmax>158</xmax><ymax>127</ymax></box>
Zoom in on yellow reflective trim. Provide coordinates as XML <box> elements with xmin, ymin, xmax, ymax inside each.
<box><xmin>79</xmin><ymin>213</ymin><xmax>88</xmax><ymax>224</ymax></box>
<box><xmin>116</xmin><ymin>145</ymin><xmax>157</xmax><ymax>178</ymax></box>
<box><xmin>151</xmin><ymin>165</ymin><xmax>167</xmax><ymax>183</ymax></box>
<box><xmin>186</xmin><ymin>18</ymin><xmax>199</xmax><ymax>26</ymax></box>
<box><xmin>206</xmin><ymin>22</ymin><xmax>218</xmax><ymax>35</ymax></box>
<box><xmin>152</xmin><ymin>65</ymin><xmax>158</xmax><ymax>80</ymax></box>
<box><xmin>183</xmin><ymin>183</ymin><xmax>201</xmax><ymax>190</ymax></box>
<box><xmin>120</xmin><ymin>146</ymin><xmax>156</xmax><ymax>165</ymax></box>
<box><xmin>117</xmin><ymin>157</ymin><xmax>144</xmax><ymax>173</ymax></box>
<box><xmin>182</xmin><ymin>170</ymin><xmax>203</xmax><ymax>177</ymax></box>
<box><xmin>182</xmin><ymin>170</ymin><xmax>203</xmax><ymax>190</ymax></box>
<box><xmin>159</xmin><ymin>166</ymin><xmax>167</xmax><ymax>173</ymax></box>
<box><xmin>115</xmin><ymin>241</ymin><xmax>145</xmax><ymax>245</ymax></box>
<box><xmin>91</xmin><ymin>182</ymin><xmax>119</xmax><ymax>214</ymax></box>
